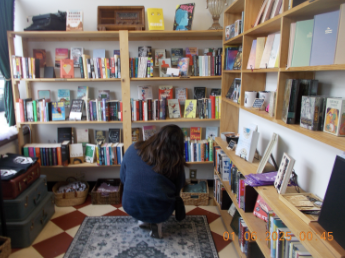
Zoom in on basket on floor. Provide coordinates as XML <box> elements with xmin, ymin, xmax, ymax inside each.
<box><xmin>91</xmin><ymin>178</ymin><xmax>122</xmax><ymax>205</ymax></box>
<box><xmin>53</xmin><ymin>177</ymin><xmax>89</xmax><ymax>207</ymax></box>
<box><xmin>180</xmin><ymin>179</ymin><xmax>209</xmax><ymax>206</ymax></box>
<box><xmin>0</xmin><ymin>236</ymin><xmax>11</xmax><ymax>258</ymax></box>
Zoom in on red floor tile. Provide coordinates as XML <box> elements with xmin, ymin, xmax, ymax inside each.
<box><xmin>211</xmin><ymin>232</ymin><xmax>232</xmax><ymax>253</ymax></box>
<box><xmin>73</xmin><ymin>195</ymin><xmax>92</xmax><ymax>209</ymax></box>
<box><xmin>186</xmin><ymin>207</ymin><xmax>221</xmax><ymax>224</ymax></box>
<box><xmin>103</xmin><ymin>209</ymin><xmax>129</xmax><ymax>216</ymax></box>
<box><xmin>51</xmin><ymin>210</ymin><xmax>87</xmax><ymax>231</ymax></box>
<box><xmin>33</xmin><ymin>232</ymin><xmax>73</xmax><ymax>258</ymax></box>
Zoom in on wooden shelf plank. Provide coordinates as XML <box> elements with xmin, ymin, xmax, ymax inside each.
<box><xmin>130</xmin><ymin>76</ymin><xmax>221</xmax><ymax>81</ymax></box>
<box><xmin>19</xmin><ymin>121</ymin><xmax>122</xmax><ymax>125</ymax></box>
<box><xmin>246</xmin><ymin>15</ymin><xmax>282</xmax><ymax>36</ymax></box>
<box><xmin>128</xmin><ymin>30</ymin><xmax>223</xmax><ymax>41</ymax></box>
<box><xmin>282</xmin><ymin>65</ymin><xmax>345</xmax><ymax>72</ymax></box>
<box><xmin>224</xmin><ymin>0</ymin><xmax>245</xmax><ymax>14</ymax></box>
<box><xmin>9</xmin><ymin>31</ymin><xmax>120</xmax><ymax>42</ymax></box>
<box><xmin>13</xmin><ymin>78</ymin><xmax>121</xmax><ymax>82</ymax></box>
<box><xmin>224</xmin><ymin>34</ymin><xmax>243</xmax><ymax>45</ymax></box>
<box><xmin>242</xmin><ymin>68</ymin><xmax>279</xmax><ymax>73</ymax></box>
<box><xmin>214</xmin><ymin>170</ymin><xmax>271</xmax><ymax>258</ymax></box>
<box><xmin>43</xmin><ymin>163</ymin><xmax>121</xmax><ymax>168</ymax></box>
<box><xmin>186</xmin><ymin>161</ymin><xmax>213</xmax><ymax>165</ymax></box>
<box><xmin>223</xmin><ymin>98</ymin><xmax>240</xmax><ymax>108</ymax></box>
<box><xmin>223</xmin><ymin>70</ymin><xmax>242</xmax><ymax>74</ymax></box>
<box><xmin>240</xmin><ymin>108</ymin><xmax>345</xmax><ymax>151</ymax></box>
<box><xmin>132</xmin><ymin>118</ymin><xmax>220</xmax><ymax>123</ymax></box>
<box><xmin>214</xmin><ymin>197</ymin><xmax>247</xmax><ymax>258</ymax></box>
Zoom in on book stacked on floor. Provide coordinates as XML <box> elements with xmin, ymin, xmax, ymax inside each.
<box><xmin>288</xmin><ymin>5</ymin><xmax>345</xmax><ymax>67</ymax></box>
<box><xmin>132</xmin><ymin>86</ymin><xmax>222</xmax><ymax>121</ymax></box>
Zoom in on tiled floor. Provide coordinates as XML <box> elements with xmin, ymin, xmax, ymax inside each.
<box><xmin>9</xmin><ymin>195</ymin><xmax>239</xmax><ymax>258</ymax></box>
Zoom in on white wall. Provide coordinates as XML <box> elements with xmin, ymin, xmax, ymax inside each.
<box><xmin>14</xmin><ymin>0</ymin><xmax>226</xmax><ymax>181</ymax></box>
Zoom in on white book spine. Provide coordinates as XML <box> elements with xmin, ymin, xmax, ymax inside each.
<box><xmin>101</xmin><ymin>58</ymin><xmax>106</xmax><ymax>78</ymax></box>
<box><xmin>133</xmin><ymin>100</ymin><xmax>137</xmax><ymax>121</ymax></box>
<box><xmin>153</xmin><ymin>100</ymin><xmax>156</xmax><ymax>120</ymax></box>
<box><xmin>144</xmin><ymin>101</ymin><xmax>148</xmax><ymax>121</ymax></box>
<box><xmin>93</xmin><ymin>58</ymin><xmax>99</xmax><ymax>79</ymax></box>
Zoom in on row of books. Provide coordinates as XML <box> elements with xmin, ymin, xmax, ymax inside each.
<box><xmin>287</xmin><ymin>6</ymin><xmax>345</xmax><ymax>68</ymax></box>
<box><xmin>254</xmin><ymin>0</ymin><xmax>283</xmax><ymax>27</ymax></box>
<box><xmin>94</xmin><ymin>142</ymin><xmax>124</xmax><ymax>166</ymax></box>
<box><xmin>184</xmin><ymin>138</ymin><xmax>214</xmax><ymax>162</ymax></box>
<box><xmin>129</xmin><ymin>57</ymin><xmax>153</xmax><ymax>78</ymax></box>
<box><xmin>247</xmin><ymin>33</ymin><xmax>281</xmax><ymax>70</ymax></box>
<box><xmin>224</xmin><ymin>45</ymin><xmax>242</xmax><ymax>70</ymax></box>
<box><xmin>131</xmin><ymin>96</ymin><xmax>222</xmax><ymax>121</ymax></box>
<box><xmin>86</xmin><ymin>99</ymin><xmax>123</xmax><ymax>122</ymax></box>
<box><xmin>225</xmin><ymin>78</ymin><xmax>241</xmax><ymax>104</ymax></box>
<box><xmin>11</xmin><ymin>56</ymin><xmax>39</xmax><ymax>79</ymax></box>
<box><xmin>225</xmin><ymin>13</ymin><xmax>244</xmax><ymax>41</ymax></box>
<box><xmin>79</xmin><ymin>55</ymin><xmax>121</xmax><ymax>79</ymax></box>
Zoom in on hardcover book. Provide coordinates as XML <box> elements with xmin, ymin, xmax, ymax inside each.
<box><xmin>324</xmin><ymin>98</ymin><xmax>345</xmax><ymax>136</ymax></box>
<box><xmin>60</xmin><ymin>59</ymin><xmax>74</xmax><ymax>78</ymax></box>
<box><xmin>177</xmin><ymin>57</ymin><xmax>189</xmax><ymax>76</ymax></box>
<box><xmin>247</xmin><ymin>40</ymin><xmax>257</xmax><ymax>70</ymax></box>
<box><xmin>173</xmin><ymin>3</ymin><xmax>195</xmax><ymax>31</ymax></box>
<box><xmin>281</xmin><ymin>79</ymin><xmax>300</xmax><ymax>124</ymax></box>
<box><xmin>225</xmin><ymin>47</ymin><xmax>239</xmax><ymax>70</ymax></box>
<box><xmin>233</xmin><ymin>48</ymin><xmax>242</xmax><ymax>70</ymax></box>
<box><xmin>70</xmin><ymin>47</ymin><xmax>83</xmax><ymax>68</ymax></box>
<box><xmin>184</xmin><ymin>99</ymin><xmax>197</xmax><ymax>118</ymax></box>
<box><xmin>55</xmin><ymin>48</ymin><xmax>69</xmax><ymax>68</ymax></box>
<box><xmin>138</xmin><ymin>46</ymin><xmax>152</xmax><ymax>57</ymax></box>
<box><xmin>52</xmin><ymin>101</ymin><xmax>67</xmax><ymax>121</ymax></box>
<box><xmin>309</xmin><ymin>10</ymin><xmax>340</xmax><ymax>66</ymax></box>
<box><xmin>167</xmin><ymin>99</ymin><xmax>181</xmax><ymax>118</ymax></box>
<box><xmin>291</xmin><ymin>19</ymin><xmax>314</xmax><ymax>67</ymax></box>
<box><xmin>193</xmin><ymin>87</ymin><xmax>206</xmax><ymax>99</ymax></box>
<box><xmin>138</xmin><ymin>86</ymin><xmax>153</xmax><ymax>101</ymax></box>
<box><xmin>158</xmin><ymin>86</ymin><xmax>173</xmax><ymax>100</ymax></box>
<box><xmin>108</xmin><ymin>128</ymin><xmax>121</xmax><ymax>143</ymax></box>
<box><xmin>226</xmin><ymin>78</ymin><xmax>241</xmax><ymax>100</ymax></box>
<box><xmin>206</xmin><ymin>127</ymin><xmax>218</xmax><ymax>140</ymax></box>
<box><xmin>335</xmin><ymin>4</ymin><xmax>345</xmax><ymax>64</ymax></box>
<box><xmin>33</xmin><ymin>49</ymin><xmax>46</xmax><ymax>68</ymax></box>
<box><xmin>132</xmin><ymin>128</ymin><xmax>142</xmax><ymax>143</ymax></box>
<box><xmin>171</xmin><ymin>48</ymin><xmax>183</xmax><ymax>66</ymax></box>
<box><xmin>57</xmin><ymin>89</ymin><xmax>70</xmax><ymax>109</ymax></box>
<box><xmin>300</xmin><ymin>96</ymin><xmax>326</xmax><ymax>131</ymax></box>
<box><xmin>158</xmin><ymin>58</ymin><xmax>172</xmax><ymax>77</ymax></box>
<box><xmin>142</xmin><ymin>125</ymin><xmax>157</xmax><ymax>140</ymax></box>
<box><xmin>95</xmin><ymin>130</ymin><xmax>107</xmax><ymax>143</ymax></box>
<box><xmin>66</xmin><ymin>10</ymin><xmax>83</xmax><ymax>31</ymax></box>
<box><xmin>154</xmin><ymin>49</ymin><xmax>166</xmax><ymax>66</ymax></box>
<box><xmin>69</xmin><ymin>99</ymin><xmax>84</xmax><ymax>121</ymax></box>
<box><xmin>175</xmin><ymin>88</ymin><xmax>188</xmax><ymax>105</ymax></box>
<box><xmin>147</xmin><ymin>8</ymin><xmax>165</xmax><ymax>30</ymax></box>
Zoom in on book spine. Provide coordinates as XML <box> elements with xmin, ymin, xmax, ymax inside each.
<box><xmin>42</xmin><ymin>148</ymin><xmax>46</xmax><ymax>166</ymax></box>
<box><xmin>90</xmin><ymin>58</ymin><xmax>95</xmax><ymax>78</ymax></box>
<box><xmin>79</xmin><ymin>57</ymin><xmax>84</xmax><ymax>78</ymax></box>
<box><xmin>110</xmin><ymin>57</ymin><xmax>115</xmax><ymax>78</ymax></box>
<box><xmin>184</xmin><ymin>141</ymin><xmax>189</xmax><ymax>162</ymax></box>
<box><xmin>201</xmin><ymin>142</ymin><xmax>205</xmax><ymax>162</ymax></box>
<box><xmin>96</xmin><ymin>144</ymin><xmax>100</xmax><ymax>165</ymax></box>
<box><xmin>32</xmin><ymin>100</ymin><xmax>37</xmax><ymax>122</ymax></box>
<box><xmin>188</xmin><ymin>138</ymin><xmax>191</xmax><ymax>162</ymax></box>
<box><xmin>28</xmin><ymin>147</ymin><xmax>34</xmax><ymax>157</ymax></box>
<box><xmin>101</xmin><ymin>58</ymin><xmax>106</xmax><ymax>78</ymax></box>
<box><xmin>57</xmin><ymin>147</ymin><xmax>62</xmax><ymax>165</ymax></box>
<box><xmin>48</xmin><ymin>148</ymin><xmax>52</xmax><ymax>166</ymax></box>
<box><xmin>61</xmin><ymin>144</ymin><xmax>69</xmax><ymax>166</ymax></box>
<box><xmin>53</xmin><ymin>148</ymin><xmax>57</xmax><ymax>166</ymax></box>
<box><xmin>205</xmin><ymin>141</ymin><xmax>209</xmax><ymax>161</ymax></box>
<box><xmin>138</xmin><ymin>100</ymin><xmax>143</xmax><ymax>121</ymax></box>
<box><xmin>99</xmin><ymin>146</ymin><xmax>104</xmax><ymax>166</ymax></box>
<box><xmin>215</xmin><ymin>96</ymin><xmax>219</xmax><ymax>119</ymax></box>
<box><xmin>106</xmin><ymin>144</ymin><xmax>110</xmax><ymax>165</ymax></box>
<box><xmin>143</xmin><ymin>101</ymin><xmax>148</xmax><ymax>121</ymax></box>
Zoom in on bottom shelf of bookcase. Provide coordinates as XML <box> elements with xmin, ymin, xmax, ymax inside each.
<box><xmin>214</xmin><ymin>170</ymin><xmax>271</xmax><ymax>258</ymax></box>
<box><xmin>214</xmin><ymin>197</ymin><xmax>247</xmax><ymax>258</ymax></box>
<box><xmin>41</xmin><ymin>163</ymin><xmax>121</xmax><ymax>168</ymax></box>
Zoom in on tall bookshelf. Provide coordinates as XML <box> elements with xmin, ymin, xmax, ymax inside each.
<box><xmin>7</xmin><ymin>30</ymin><xmax>223</xmax><ymax>167</ymax></box>
<box><xmin>217</xmin><ymin>0</ymin><xmax>345</xmax><ymax>257</ymax></box>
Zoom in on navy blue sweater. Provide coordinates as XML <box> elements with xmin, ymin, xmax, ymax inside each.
<box><xmin>120</xmin><ymin>144</ymin><xmax>186</xmax><ymax>223</ymax></box>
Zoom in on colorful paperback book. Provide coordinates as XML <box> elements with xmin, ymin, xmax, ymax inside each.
<box><xmin>167</xmin><ymin>99</ymin><xmax>181</xmax><ymax>118</ymax></box>
<box><xmin>158</xmin><ymin>58</ymin><xmax>172</xmax><ymax>77</ymax></box>
<box><xmin>137</xmin><ymin>86</ymin><xmax>153</xmax><ymax>101</ymax></box>
<box><xmin>55</xmin><ymin>48</ymin><xmax>69</xmax><ymax>68</ymax></box>
<box><xmin>147</xmin><ymin>8</ymin><xmax>165</xmax><ymax>30</ymax></box>
<box><xmin>52</xmin><ymin>102</ymin><xmax>66</xmax><ymax>121</ymax></box>
<box><xmin>268</xmin><ymin>33</ymin><xmax>280</xmax><ymax>68</ymax></box>
<box><xmin>70</xmin><ymin>47</ymin><xmax>83</xmax><ymax>68</ymax></box>
<box><xmin>142</xmin><ymin>125</ymin><xmax>157</xmax><ymax>140</ymax></box>
<box><xmin>190</xmin><ymin>127</ymin><xmax>201</xmax><ymax>141</ymax></box>
<box><xmin>66</xmin><ymin>10</ymin><xmax>83</xmax><ymax>31</ymax></box>
<box><xmin>186</xmin><ymin>47</ymin><xmax>198</xmax><ymax>65</ymax></box>
<box><xmin>57</xmin><ymin>89</ymin><xmax>70</xmax><ymax>109</ymax></box>
<box><xmin>206</xmin><ymin>127</ymin><xmax>218</xmax><ymax>140</ymax></box>
<box><xmin>154</xmin><ymin>49</ymin><xmax>166</xmax><ymax>66</ymax></box>
<box><xmin>37</xmin><ymin>90</ymin><xmax>50</xmax><ymax>101</ymax></box>
<box><xmin>247</xmin><ymin>40</ymin><xmax>257</xmax><ymax>70</ymax></box>
<box><xmin>60</xmin><ymin>59</ymin><xmax>74</xmax><ymax>78</ymax></box>
<box><xmin>95</xmin><ymin>130</ymin><xmax>107</xmax><ymax>143</ymax></box>
<box><xmin>309</xmin><ymin>10</ymin><xmax>340</xmax><ymax>66</ymax></box>
<box><xmin>324</xmin><ymin>98</ymin><xmax>345</xmax><ymax>136</ymax></box>
<box><xmin>77</xmin><ymin>86</ymin><xmax>89</xmax><ymax>100</ymax></box>
<box><xmin>300</xmin><ymin>96</ymin><xmax>326</xmax><ymax>131</ymax></box>
<box><xmin>132</xmin><ymin>128</ymin><xmax>142</xmax><ymax>142</ymax></box>
<box><xmin>184</xmin><ymin>99</ymin><xmax>197</xmax><ymax>118</ymax></box>
<box><xmin>85</xmin><ymin>144</ymin><xmax>95</xmax><ymax>163</ymax></box>
<box><xmin>173</xmin><ymin>3</ymin><xmax>195</xmax><ymax>31</ymax></box>
<box><xmin>175</xmin><ymin>88</ymin><xmax>188</xmax><ymax>105</ymax></box>
<box><xmin>226</xmin><ymin>48</ymin><xmax>239</xmax><ymax>70</ymax></box>
<box><xmin>138</xmin><ymin>46</ymin><xmax>152</xmax><ymax>57</ymax></box>
<box><xmin>177</xmin><ymin>57</ymin><xmax>189</xmax><ymax>76</ymax></box>
<box><xmin>171</xmin><ymin>48</ymin><xmax>183</xmax><ymax>66</ymax></box>
<box><xmin>158</xmin><ymin>86</ymin><xmax>173</xmax><ymax>100</ymax></box>
<box><xmin>33</xmin><ymin>49</ymin><xmax>46</xmax><ymax>68</ymax></box>
<box><xmin>108</xmin><ymin>128</ymin><xmax>121</xmax><ymax>143</ymax></box>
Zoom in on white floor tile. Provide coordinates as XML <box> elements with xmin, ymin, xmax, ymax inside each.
<box><xmin>198</xmin><ymin>205</ymin><xmax>220</xmax><ymax>215</ymax></box>
<box><xmin>209</xmin><ymin>217</ymin><xmax>226</xmax><ymax>236</ymax></box>
<box><xmin>33</xmin><ymin>221</ymin><xmax>64</xmax><ymax>245</ymax></box>
<box><xmin>51</xmin><ymin>206</ymin><xmax>76</xmax><ymax>219</ymax></box>
<box><xmin>78</xmin><ymin>204</ymin><xmax>116</xmax><ymax>216</ymax></box>
<box><xmin>65</xmin><ymin>225</ymin><xmax>81</xmax><ymax>238</ymax></box>
<box><xmin>218</xmin><ymin>242</ymin><xmax>240</xmax><ymax>258</ymax></box>
<box><xmin>9</xmin><ymin>247</ymin><xmax>43</xmax><ymax>258</ymax></box>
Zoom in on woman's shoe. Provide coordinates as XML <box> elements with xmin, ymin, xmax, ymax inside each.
<box><xmin>149</xmin><ymin>223</ymin><xmax>163</xmax><ymax>239</ymax></box>
<box><xmin>138</xmin><ymin>221</ymin><xmax>151</xmax><ymax>229</ymax></box>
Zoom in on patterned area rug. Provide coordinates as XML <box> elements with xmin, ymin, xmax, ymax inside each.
<box><xmin>64</xmin><ymin>215</ymin><xmax>219</xmax><ymax>258</ymax></box>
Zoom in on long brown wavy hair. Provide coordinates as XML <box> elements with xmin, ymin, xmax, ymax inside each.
<box><xmin>135</xmin><ymin>124</ymin><xmax>187</xmax><ymax>181</ymax></box>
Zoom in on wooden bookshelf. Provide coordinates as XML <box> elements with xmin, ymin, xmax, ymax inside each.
<box><xmin>214</xmin><ymin>170</ymin><xmax>270</xmax><ymax>258</ymax></box>
<box><xmin>130</xmin><ymin>76</ymin><xmax>221</xmax><ymax>81</ymax></box>
<box><xmin>19</xmin><ymin>121</ymin><xmax>123</xmax><ymax>125</ymax></box>
<box><xmin>242</xmin><ymin>68</ymin><xmax>279</xmax><ymax>73</ymax></box>
<box><xmin>13</xmin><ymin>78</ymin><xmax>122</xmax><ymax>82</ymax></box>
<box><xmin>214</xmin><ymin>137</ymin><xmax>343</xmax><ymax>258</ymax></box>
<box><xmin>128</xmin><ymin>30</ymin><xmax>223</xmax><ymax>41</ymax></box>
<box><xmin>45</xmin><ymin>163</ymin><xmax>121</xmax><ymax>168</ymax></box>
<box><xmin>224</xmin><ymin>34</ymin><xmax>243</xmax><ymax>45</ymax></box>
